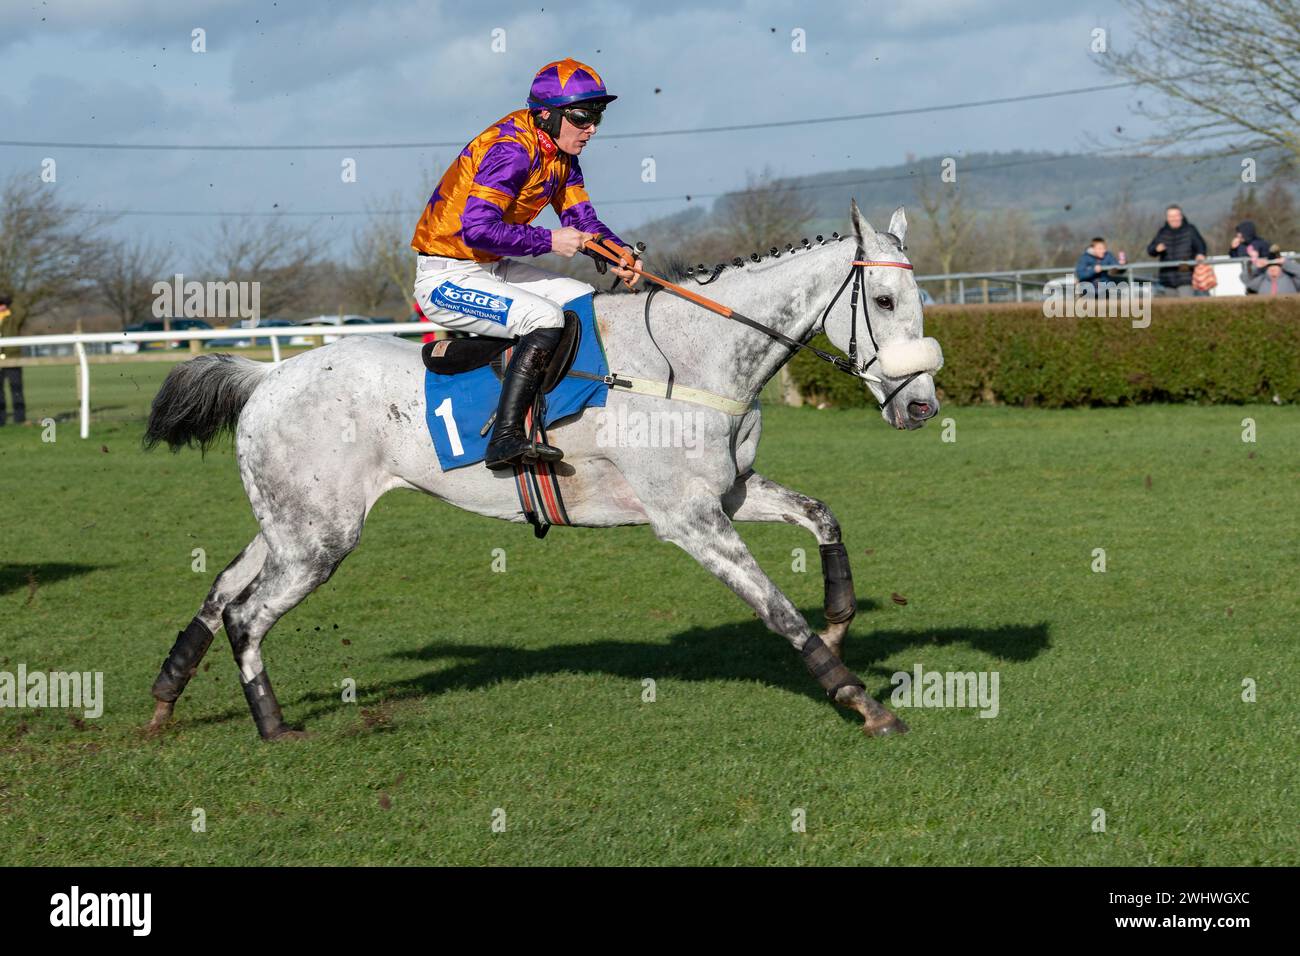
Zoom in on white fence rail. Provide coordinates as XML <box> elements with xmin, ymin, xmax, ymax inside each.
<box><xmin>913</xmin><ymin>253</ymin><xmax>1298</xmax><ymax>304</ymax></box>
<box><xmin>0</xmin><ymin>322</ymin><xmax>444</xmax><ymax>439</ymax></box>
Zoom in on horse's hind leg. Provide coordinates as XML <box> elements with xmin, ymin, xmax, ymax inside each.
<box><xmin>223</xmin><ymin>515</ymin><xmax>363</xmax><ymax>741</ymax></box>
<box><xmin>722</xmin><ymin>470</ymin><xmax>857</xmax><ymax>658</ymax></box>
<box><xmin>146</xmin><ymin>534</ymin><xmax>269</xmax><ymax>733</ymax></box>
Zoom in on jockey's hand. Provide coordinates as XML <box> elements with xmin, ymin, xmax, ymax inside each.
<box><xmin>552</xmin><ymin>227</ymin><xmax>596</xmax><ymax>258</ymax></box>
<box><xmin>610</xmin><ymin>245</ymin><xmax>642</xmax><ymax>289</ymax></box>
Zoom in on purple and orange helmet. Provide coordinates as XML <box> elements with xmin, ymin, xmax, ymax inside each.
<box><xmin>526</xmin><ymin>58</ymin><xmax>617</xmax><ymax>109</ymax></box>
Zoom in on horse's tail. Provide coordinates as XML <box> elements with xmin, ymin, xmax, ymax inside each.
<box><xmin>143</xmin><ymin>353</ymin><xmax>273</xmax><ymax>454</ymax></box>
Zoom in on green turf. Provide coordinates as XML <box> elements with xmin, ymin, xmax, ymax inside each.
<box><xmin>0</xmin><ymin>363</ymin><xmax>1296</xmax><ymax>865</ymax></box>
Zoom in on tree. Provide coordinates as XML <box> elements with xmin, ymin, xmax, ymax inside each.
<box><xmin>89</xmin><ymin>237</ymin><xmax>166</xmax><ymax>329</ymax></box>
<box><xmin>203</xmin><ymin>218</ymin><xmax>314</xmax><ymax>318</ymax></box>
<box><xmin>0</xmin><ymin>175</ymin><xmax>105</xmax><ymax>341</ymax></box>
<box><xmin>911</xmin><ymin>173</ymin><xmax>982</xmax><ymax>301</ymax></box>
<box><xmin>345</xmin><ymin>196</ymin><xmax>417</xmax><ymax>314</ymax></box>
<box><xmin>1102</xmin><ymin>0</ymin><xmax>1300</xmax><ymax>168</ymax></box>
<box><xmin>1213</xmin><ymin>180</ymin><xmax>1300</xmax><ymax>251</ymax></box>
<box><xmin>709</xmin><ymin>168</ymin><xmax>816</xmax><ymax>256</ymax></box>
<box><xmin>544</xmin><ymin>170</ymin><xmax>815</xmax><ymax>289</ymax></box>
<box><xmin>1096</xmin><ymin>183</ymin><xmax>1157</xmax><ymax>264</ymax></box>
<box><xmin>1040</xmin><ymin>223</ymin><xmax>1082</xmax><ymax>269</ymax></box>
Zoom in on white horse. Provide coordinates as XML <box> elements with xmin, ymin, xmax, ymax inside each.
<box><xmin>143</xmin><ymin>201</ymin><xmax>942</xmax><ymax>740</ymax></box>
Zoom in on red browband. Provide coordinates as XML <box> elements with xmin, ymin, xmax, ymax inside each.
<box><xmin>853</xmin><ymin>260</ymin><xmax>913</xmax><ymax>269</ymax></box>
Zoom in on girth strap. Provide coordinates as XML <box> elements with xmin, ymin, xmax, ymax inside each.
<box><xmin>567</xmin><ymin>369</ymin><xmax>752</xmax><ymax>416</ymax></box>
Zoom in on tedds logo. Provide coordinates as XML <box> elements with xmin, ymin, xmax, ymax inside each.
<box><xmin>431</xmin><ymin>282</ymin><xmax>513</xmax><ymax>323</ymax></box>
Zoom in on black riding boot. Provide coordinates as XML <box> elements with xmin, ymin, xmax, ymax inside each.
<box><xmin>484</xmin><ymin>326</ymin><xmax>564</xmax><ymax>470</ymax></box>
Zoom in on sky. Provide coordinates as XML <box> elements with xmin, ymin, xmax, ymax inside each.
<box><xmin>0</xmin><ymin>0</ymin><xmax>1158</xmax><ymax>270</ymax></box>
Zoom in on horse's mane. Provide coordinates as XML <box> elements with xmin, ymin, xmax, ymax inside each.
<box><xmin>592</xmin><ymin>231</ymin><xmax>858</xmax><ymax>300</ymax></box>
<box><xmin>592</xmin><ymin>227</ymin><xmax>909</xmax><ymax>300</ymax></box>
<box><xmin>662</xmin><ymin>232</ymin><xmax>855</xmax><ymax>284</ymax></box>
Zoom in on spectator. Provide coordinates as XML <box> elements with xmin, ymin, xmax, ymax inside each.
<box><xmin>0</xmin><ymin>294</ymin><xmax>25</xmax><ymax>427</ymax></box>
<box><xmin>1146</xmin><ymin>204</ymin><xmax>1208</xmax><ymax>296</ymax></box>
<box><xmin>1075</xmin><ymin>237</ymin><xmax>1126</xmax><ymax>290</ymax></box>
<box><xmin>1230</xmin><ymin>220</ymin><xmax>1271</xmax><ymax>263</ymax></box>
<box><xmin>1245</xmin><ymin>246</ymin><xmax>1300</xmax><ymax>296</ymax></box>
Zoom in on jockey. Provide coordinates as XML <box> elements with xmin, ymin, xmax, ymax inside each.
<box><xmin>411</xmin><ymin>57</ymin><xmax>639</xmax><ymax>470</ymax></box>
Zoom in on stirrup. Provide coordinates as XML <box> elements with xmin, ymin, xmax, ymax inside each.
<box><xmin>485</xmin><ymin>439</ymin><xmax>542</xmax><ymax>470</ymax></box>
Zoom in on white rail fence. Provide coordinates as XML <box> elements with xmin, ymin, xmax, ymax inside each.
<box><xmin>0</xmin><ymin>323</ymin><xmax>444</xmax><ymax>439</ymax></box>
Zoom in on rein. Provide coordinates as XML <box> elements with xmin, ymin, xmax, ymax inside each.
<box><xmin>582</xmin><ymin>239</ymin><xmax>924</xmax><ymax>410</ymax></box>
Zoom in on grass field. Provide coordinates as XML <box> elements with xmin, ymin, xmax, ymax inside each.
<box><xmin>1</xmin><ymin>361</ymin><xmax>1296</xmax><ymax>865</ymax></box>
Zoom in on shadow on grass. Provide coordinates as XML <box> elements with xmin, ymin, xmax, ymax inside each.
<box><xmin>0</xmin><ymin>562</ymin><xmax>105</xmax><ymax>597</ymax></box>
<box><xmin>242</xmin><ymin>611</ymin><xmax>1052</xmax><ymax>729</ymax></box>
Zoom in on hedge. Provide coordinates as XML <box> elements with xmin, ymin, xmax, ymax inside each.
<box><xmin>787</xmin><ymin>296</ymin><xmax>1300</xmax><ymax>407</ymax></box>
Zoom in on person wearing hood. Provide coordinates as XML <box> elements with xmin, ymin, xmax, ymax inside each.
<box><xmin>1230</xmin><ymin>220</ymin><xmax>1271</xmax><ymax>263</ymax></box>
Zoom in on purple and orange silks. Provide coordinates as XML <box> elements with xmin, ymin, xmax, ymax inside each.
<box><xmin>411</xmin><ymin>109</ymin><xmax>625</xmax><ymax>263</ymax></box>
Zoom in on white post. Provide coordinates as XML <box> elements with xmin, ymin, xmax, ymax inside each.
<box><xmin>271</xmin><ymin>334</ymin><xmax>282</xmax><ymax>364</ymax></box>
<box><xmin>76</xmin><ymin>341</ymin><xmax>90</xmax><ymax>439</ymax></box>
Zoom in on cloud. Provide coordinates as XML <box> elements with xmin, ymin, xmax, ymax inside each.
<box><xmin>0</xmin><ymin>0</ymin><xmax>1147</xmax><ymax>266</ymax></box>
<box><xmin>0</xmin><ymin>0</ymin><xmax>275</xmax><ymax>52</ymax></box>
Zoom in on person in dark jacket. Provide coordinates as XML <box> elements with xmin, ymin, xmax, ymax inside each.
<box><xmin>1230</xmin><ymin>220</ymin><xmax>1271</xmax><ymax>287</ymax></box>
<box><xmin>1146</xmin><ymin>205</ymin><xmax>1208</xmax><ymax>295</ymax></box>
<box><xmin>0</xmin><ymin>295</ymin><xmax>25</xmax><ymax>427</ymax></box>
<box><xmin>1075</xmin><ymin>237</ymin><xmax>1125</xmax><ymax>290</ymax></box>
<box><xmin>1230</xmin><ymin>220</ymin><xmax>1270</xmax><ymax>262</ymax></box>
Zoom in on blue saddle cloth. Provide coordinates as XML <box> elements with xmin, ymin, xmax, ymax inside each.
<box><xmin>423</xmin><ymin>294</ymin><xmax>610</xmax><ymax>470</ymax></box>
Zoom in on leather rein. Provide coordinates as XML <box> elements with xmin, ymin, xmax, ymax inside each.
<box><xmin>583</xmin><ymin>239</ymin><xmax>925</xmax><ymax>410</ymax></box>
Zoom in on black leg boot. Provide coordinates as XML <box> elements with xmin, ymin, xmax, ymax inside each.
<box><xmin>484</xmin><ymin>327</ymin><xmax>564</xmax><ymax>471</ymax></box>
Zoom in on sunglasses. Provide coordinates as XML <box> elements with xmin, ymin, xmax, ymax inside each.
<box><xmin>562</xmin><ymin>106</ymin><xmax>604</xmax><ymax>130</ymax></box>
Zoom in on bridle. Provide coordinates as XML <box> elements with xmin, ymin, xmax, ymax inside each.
<box><xmin>583</xmin><ymin>238</ymin><xmax>931</xmax><ymax>411</ymax></box>
<box><xmin>722</xmin><ymin>253</ymin><xmax>925</xmax><ymax>410</ymax></box>
<box><xmin>815</xmin><ymin>255</ymin><xmax>923</xmax><ymax>408</ymax></box>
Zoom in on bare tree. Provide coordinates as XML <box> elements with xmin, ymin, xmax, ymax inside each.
<box><xmin>346</xmin><ymin>195</ymin><xmax>418</xmax><ymax>314</ymax></box>
<box><xmin>0</xmin><ymin>175</ymin><xmax>106</xmax><ymax>341</ymax></box>
<box><xmin>203</xmin><ymin>218</ymin><xmax>315</xmax><ymax>318</ymax></box>
<box><xmin>911</xmin><ymin>174</ymin><xmax>982</xmax><ymax>301</ymax></box>
<box><xmin>1039</xmin><ymin>222</ymin><xmax>1082</xmax><ymax>269</ymax></box>
<box><xmin>1094</xmin><ymin>183</ymin><xmax>1157</xmax><ymax>264</ymax></box>
<box><xmin>1102</xmin><ymin>0</ymin><xmax>1300</xmax><ymax>167</ymax></box>
<box><xmin>1213</xmin><ymin>179</ymin><xmax>1300</xmax><ymax>250</ymax></box>
<box><xmin>89</xmin><ymin>237</ymin><xmax>167</xmax><ymax>329</ymax></box>
<box><xmin>709</xmin><ymin>168</ymin><xmax>816</xmax><ymax>255</ymax></box>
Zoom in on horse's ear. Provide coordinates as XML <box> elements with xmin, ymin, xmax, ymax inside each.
<box><xmin>888</xmin><ymin>206</ymin><xmax>908</xmax><ymax>247</ymax></box>
<box><xmin>850</xmin><ymin>198</ymin><xmax>874</xmax><ymax>249</ymax></box>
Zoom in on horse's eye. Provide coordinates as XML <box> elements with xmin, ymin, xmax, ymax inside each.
<box><xmin>874</xmin><ymin>295</ymin><xmax>894</xmax><ymax>311</ymax></box>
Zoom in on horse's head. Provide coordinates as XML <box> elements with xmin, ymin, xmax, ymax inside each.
<box><xmin>821</xmin><ymin>200</ymin><xmax>943</xmax><ymax>430</ymax></box>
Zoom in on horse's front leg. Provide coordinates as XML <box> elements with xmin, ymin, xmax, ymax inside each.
<box><xmin>722</xmin><ymin>470</ymin><xmax>857</xmax><ymax>659</ymax></box>
<box><xmin>646</xmin><ymin>495</ymin><xmax>905</xmax><ymax>737</ymax></box>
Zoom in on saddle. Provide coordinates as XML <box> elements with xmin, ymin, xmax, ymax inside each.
<box><xmin>420</xmin><ymin>309</ymin><xmax>581</xmax><ymax>394</ymax></box>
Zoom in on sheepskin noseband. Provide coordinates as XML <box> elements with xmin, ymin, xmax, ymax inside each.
<box><xmin>876</xmin><ymin>337</ymin><xmax>944</xmax><ymax>378</ymax></box>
